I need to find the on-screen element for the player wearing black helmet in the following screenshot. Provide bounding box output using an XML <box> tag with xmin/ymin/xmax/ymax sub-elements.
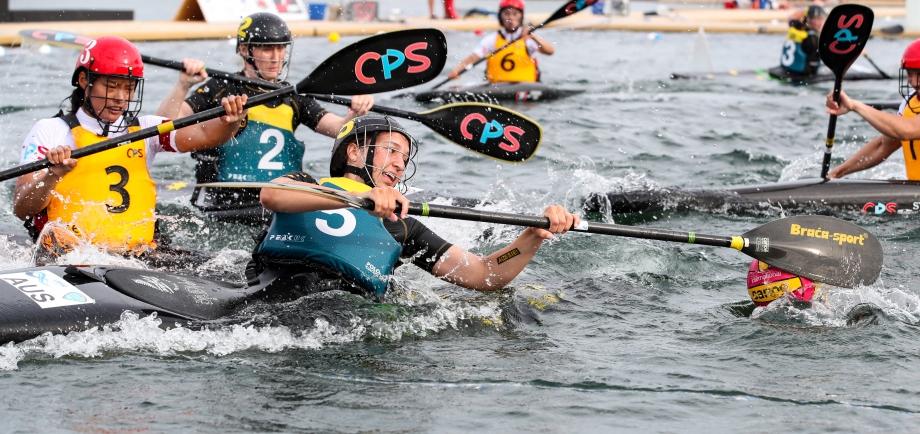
<box><xmin>780</xmin><ymin>5</ymin><xmax>826</xmax><ymax>77</ymax></box>
<box><xmin>156</xmin><ymin>13</ymin><xmax>374</xmax><ymax>211</ymax></box>
<box><xmin>246</xmin><ymin>115</ymin><xmax>580</xmax><ymax>298</ymax></box>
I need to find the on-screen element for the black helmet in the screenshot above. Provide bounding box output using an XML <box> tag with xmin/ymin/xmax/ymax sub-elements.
<box><xmin>805</xmin><ymin>5</ymin><xmax>826</xmax><ymax>23</ymax></box>
<box><xmin>237</xmin><ymin>13</ymin><xmax>293</xmax><ymax>82</ymax></box>
<box><xmin>330</xmin><ymin>115</ymin><xmax>418</xmax><ymax>190</ymax></box>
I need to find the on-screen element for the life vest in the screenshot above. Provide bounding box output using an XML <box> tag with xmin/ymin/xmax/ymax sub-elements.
<box><xmin>901</xmin><ymin>96</ymin><xmax>920</xmax><ymax>180</ymax></box>
<box><xmin>485</xmin><ymin>32</ymin><xmax>538</xmax><ymax>83</ymax></box>
<box><xmin>46</xmin><ymin>114</ymin><xmax>157</xmax><ymax>251</ymax></box>
<box><xmin>217</xmin><ymin>101</ymin><xmax>306</xmax><ymax>182</ymax></box>
<box><xmin>780</xmin><ymin>26</ymin><xmax>812</xmax><ymax>73</ymax></box>
<box><xmin>256</xmin><ymin>177</ymin><xmax>402</xmax><ymax>296</ymax></box>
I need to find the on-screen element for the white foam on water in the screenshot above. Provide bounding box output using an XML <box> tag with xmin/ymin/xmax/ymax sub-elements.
<box><xmin>751</xmin><ymin>281</ymin><xmax>920</xmax><ymax>327</ymax></box>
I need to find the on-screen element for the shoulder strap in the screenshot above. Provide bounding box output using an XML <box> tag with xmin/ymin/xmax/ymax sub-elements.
<box><xmin>57</xmin><ymin>112</ymin><xmax>80</xmax><ymax>129</ymax></box>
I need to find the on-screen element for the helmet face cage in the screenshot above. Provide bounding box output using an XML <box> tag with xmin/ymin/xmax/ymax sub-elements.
<box><xmin>900</xmin><ymin>68</ymin><xmax>920</xmax><ymax>114</ymax></box>
<box><xmin>351</xmin><ymin>126</ymin><xmax>419</xmax><ymax>194</ymax></box>
<box><xmin>83</xmin><ymin>71</ymin><xmax>145</xmax><ymax>134</ymax></box>
<box><xmin>240</xmin><ymin>41</ymin><xmax>293</xmax><ymax>83</ymax></box>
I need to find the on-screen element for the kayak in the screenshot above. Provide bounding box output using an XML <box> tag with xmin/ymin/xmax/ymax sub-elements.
<box><xmin>413</xmin><ymin>82</ymin><xmax>585</xmax><ymax>103</ymax></box>
<box><xmin>582</xmin><ymin>178</ymin><xmax>920</xmax><ymax>217</ymax></box>
<box><xmin>0</xmin><ymin>265</ymin><xmax>258</xmax><ymax>343</ymax></box>
<box><xmin>670</xmin><ymin>65</ymin><xmax>889</xmax><ymax>83</ymax></box>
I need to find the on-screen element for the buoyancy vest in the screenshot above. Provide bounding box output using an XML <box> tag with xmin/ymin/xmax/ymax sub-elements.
<box><xmin>901</xmin><ymin>96</ymin><xmax>920</xmax><ymax>180</ymax></box>
<box><xmin>485</xmin><ymin>33</ymin><xmax>538</xmax><ymax>83</ymax></box>
<box><xmin>217</xmin><ymin>102</ymin><xmax>306</xmax><ymax>182</ymax></box>
<box><xmin>780</xmin><ymin>26</ymin><xmax>819</xmax><ymax>74</ymax></box>
<box><xmin>46</xmin><ymin>114</ymin><xmax>157</xmax><ymax>250</ymax></box>
<box><xmin>256</xmin><ymin>177</ymin><xmax>402</xmax><ymax>296</ymax></box>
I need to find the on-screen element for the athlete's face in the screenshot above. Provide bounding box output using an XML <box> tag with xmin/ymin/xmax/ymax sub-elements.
<box><xmin>807</xmin><ymin>15</ymin><xmax>825</xmax><ymax>32</ymax></box>
<box><xmin>500</xmin><ymin>8</ymin><xmax>523</xmax><ymax>32</ymax></box>
<box><xmin>909</xmin><ymin>69</ymin><xmax>920</xmax><ymax>90</ymax></box>
<box><xmin>81</xmin><ymin>74</ymin><xmax>138</xmax><ymax>123</ymax></box>
<box><xmin>241</xmin><ymin>43</ymin><xmax>288</xmax><ymax>81</ymax></box>
<box><xmin>369</xmin><ymin>132</ymin><xmax>410</xmax><ymax>188</ymax></box>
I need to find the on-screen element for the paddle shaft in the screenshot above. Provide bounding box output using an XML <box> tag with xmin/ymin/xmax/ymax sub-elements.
<box><xmin>379</xmin><ymin>200</ymin><xmax>739</xmax><ymax>249</ymax></box>
<box><xmin>0</xmin><ymin>87</ymin><xmax>295</xmax><ymax>182</ymax></box>
<box><xmin>820</xmin><ymin>77</ymin><xmax>843</xmax><ymax>179</ymax></box>
<box><xmin>862</xmin><ymin>54</ymin><xmax>891</xmax><ymax>79</ymax></box>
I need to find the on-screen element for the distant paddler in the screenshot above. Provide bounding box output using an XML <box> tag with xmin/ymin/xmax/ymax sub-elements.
<box><xmin>247</xmin><ymin>114</ymin><xmax>580</xmax><ymax>298</ymax></box>
<box><xmin>778</xmin><ymin>5</ymin><xmax>826</xmax><ymax>78</ymax></box>
<box><xmin>825</xmin><ymin>40</ymin><xmax>920</xmax><ymax>180</ymax></box>
<box><xmin>13</xmin><ymin>36</ymin><xmax>248</xmax><ymax>261</ymax></box>
<box><xmin>445</xmin><ymin>0</ymin><xmax>554</xmax><ymax>84</ymax></box>
<box><xmin>156</xmin><ymin>13</ymin><xmax>374</xmax><ymax>209</ymax></box>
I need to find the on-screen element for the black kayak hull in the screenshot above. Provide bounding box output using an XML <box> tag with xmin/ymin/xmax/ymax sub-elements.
<box><xmin>0</xmin><ymin>265</ymin><xmax>262</xmax><ymax>344</ymax></box>
<box><xmin>670</xmin><ymin>66</ymin><xmax>889</xmax><ymax>83</ymax></box>
<box><xmin>583</xmin><ymin>178</ymin><xmax>920</xmax><ymax>217</ymax></box>
<box><xmin>414</xmin><ymin>82</ymin><xmax>584</xmax><ymax>103</ymax></box>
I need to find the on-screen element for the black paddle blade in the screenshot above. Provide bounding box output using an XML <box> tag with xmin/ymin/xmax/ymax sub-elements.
<box><xmin>545</xmin><ymin>0</ymin><xmax>602</xmax><ymax>24</ymax></box>
<box><xmin>818</xmin><ymin>4</ymin><xmax>874</xmax><ymax>78</ymax></box>
<box><xmin>295</xmin><ymin>29</ymin><xmax>447</xmax><ymax>95</ymax></box>
<box><xmin>741</xmin><ymin>215</ymin><xmax>882</xmax><ymax>288</ymax></box>
<box><xmin>18</xmin><ymin>29</ymin><xmax>91</xmax><ymax>48</ymax></box>
<box><xmin>419</xmin><ymin>103</ymin><xmax>541</xmax><ymax>162</ymax></box>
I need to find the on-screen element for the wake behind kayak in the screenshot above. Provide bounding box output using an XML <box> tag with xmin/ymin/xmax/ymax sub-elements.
<box><xmin>413</xmin><ymin>82</ymin><xmax>584</xmax><ymax>103</ymax></box>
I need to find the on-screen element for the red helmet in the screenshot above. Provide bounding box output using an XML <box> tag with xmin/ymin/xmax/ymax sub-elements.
<box><xmin>71</xmin><ymin>36</ymin><xmax>144</xmax><ymax>87</ymax></box>
<box><xmin>902</xmin><ymin>39</ymin><xmax>920</xmax><ymax>70</ymax></box>
<box><xmin>499</xmin><ymin>0</ymin><xmax>524</xmax><ymax>11</ymax></box>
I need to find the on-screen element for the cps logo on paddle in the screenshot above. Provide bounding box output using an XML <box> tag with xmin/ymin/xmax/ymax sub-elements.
<box><xmin>829</xmin><ymin>14</ymin><xmax>865</xmax><ymax>55</ymax></box>
<box><xmin>460</xmin><ymin>114</ymin><xmax>524</xmax><ymax>152</ymax></box>
<box><xmin>355</xmin><ymin>42</ymin><xmax>432</xmax><ymax>85</ymax></box>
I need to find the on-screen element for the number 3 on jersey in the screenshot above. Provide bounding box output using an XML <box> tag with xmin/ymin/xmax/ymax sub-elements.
<box><xmin>105</xmin><ymin>165</ymin><xmax>130</xmax><ymax>213</ymax></box>
<box><xmin>780</xmin><ymin>40</ymin><xmax>796</xmax><ymax>67</ymax></box>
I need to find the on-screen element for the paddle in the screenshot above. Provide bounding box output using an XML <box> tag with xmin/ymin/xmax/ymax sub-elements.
<box><xmin>817</xmin><ymin>4</ymin><xmax>874</xmax><ymax>179</ymax></box>
<box><xmin>0</xmin><ymin>29</ymin><xmax>447</xmax><ymax>182</ymax></box>
<box><xmin>862</xmin><ymin>53</ymin><xmax>892</xmax><ymax>80</ymax></box>
<box><xmin>426</xmin><ymin>0</ymin><xmax>599</xmax><ymax>90</ymax></box>
<box><xmin>200</xmin><ymin>181</ymin><xmax>884</xmax><ymax>289</ymax></box>
<box><xmin>18</xmin><ymin>30</ymin><xmax>538</xmax><ymax>162</ymax></box>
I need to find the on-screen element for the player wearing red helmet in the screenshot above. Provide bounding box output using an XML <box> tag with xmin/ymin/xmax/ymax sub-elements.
<box><xmin>446</xmin><ymin>0</ymin><xmax>554</xmax><ymax>83</ymax></box>
<box><xmin>13</xmin><ymin>36</ymin><xmax>249</xmax><ymax>255</ymax></box>
<box><xmin>826</xmin><ymin>39</ymin><xmax>920</xmax><ymax>180</ymax></box>
<box><xmin>156</xmin><ymin>13</ymin><xmax>374</xmax><ymax>214</ymax></box>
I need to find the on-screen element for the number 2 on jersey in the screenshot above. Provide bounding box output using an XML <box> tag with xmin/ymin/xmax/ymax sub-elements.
<box><xmin>258</xmin><ymin>129</ymin><xmax>285</xmax><ymax>171</ymax></box>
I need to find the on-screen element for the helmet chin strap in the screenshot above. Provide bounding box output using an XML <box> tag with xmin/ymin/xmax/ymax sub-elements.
<box><xmin>343</xmin><ymin>132</ymin><xmax>379</xmax><ymax>186</ymax></box>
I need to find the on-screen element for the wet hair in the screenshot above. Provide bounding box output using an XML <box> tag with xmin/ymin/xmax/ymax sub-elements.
<box><xmin>66</xmin><ymin>86</ymin><xmax>85</xmax><ymax>115</ymax></box>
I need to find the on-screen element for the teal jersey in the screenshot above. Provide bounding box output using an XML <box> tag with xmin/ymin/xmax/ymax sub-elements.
<box><xmin>217</xmin><ymin>104</ymin><xmax>306</xmax><ymax>182</ymax></box>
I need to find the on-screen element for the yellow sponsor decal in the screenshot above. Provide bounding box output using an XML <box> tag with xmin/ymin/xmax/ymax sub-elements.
<box><xmin>749</xmin><ymin>278</ymin><xmax>803</xmax><ymax>304</ymax></box>
<box><xmin>166</xmin><ymin>181</ymin><xmax>187</xmax><ymax>191</ymax></box>
<box><xmin>337</xmin><ymin>120</ymin><xmax>354</xmax><ymax>139</ymax></box>
<box><xmin>790</xmin><ymin>223</ymin><xmax>866</xmax><ymax>246</ymax></box>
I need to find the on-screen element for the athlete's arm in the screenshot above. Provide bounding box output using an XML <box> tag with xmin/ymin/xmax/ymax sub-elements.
<box><xmin>312</xmin><ymin>94</ymin><xmax>375</xmax><ymax>138</ymax></box>
<box><xmin>173</xmin><ymin>94</ymin><xmax>248</xmax><ymax>152</ymax></box>
<box><xmin>828</xmin><ymin>90</ymin><xmax>920</xmax><ymax>141</ymax></box>
<box><xmin>447</xmin><ymin>53</ymin><xmax>484</xmax><ymax>80</ymax></box>
<box><xmin>13</xmin><ymin>146</ymin><xmax>76</xmax><ymax>220</ymax></box>
<box><xmin>524</xmin><ymin>28</ymin><xmax>554</xmax><ymax>55</ymax></box>
<box><xmin>260</xmin><ymin>175</ymin><xmax>408</xmax><ymax>221</ymax></box>
<box><xmin>431</xmin><ymin>205</ymin><xmax>579</xmax><ymax>291</ymax></box>
<box><xmin>155</xmin><ymin>58</ymin><xmax>205</xmax><ymax>119</ymax></box>
<box><xmin>827</xmin><ymin>134</ymin><xmax>902</xmax><ymax>178</ymax></box>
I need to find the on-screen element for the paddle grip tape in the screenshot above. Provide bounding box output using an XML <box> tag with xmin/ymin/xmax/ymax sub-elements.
<box><xmin>825</xmin><ymin>137</ymin><xmax>834</xmax><ymax>152</ymax></box>
<box><xmin>157</xmin><ymin>122</ymin><xmax>176</xmax><ymax>134</ymax></box>
<box><xmin>730</xmin><ymin>236</ymin><xmax>745</xmax><ymax>251</ymax></box>
<box><xmin>421</xmin><ymin>203</ymin><xmax>430</xmax><ymax>217</ymax></box>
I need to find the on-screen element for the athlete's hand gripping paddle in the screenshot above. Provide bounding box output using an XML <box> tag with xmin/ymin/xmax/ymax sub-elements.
<box><xmin>0</xmin><ymin>29</ymin><xmax>447</xmax><ymax>182</ymax></box>
<box><xmin>427</xmin><ymin>0</ymin><xmax>599</xmax><ymax>91</ymax></box>
<box><xmin>18</xmin><ymin>29</ymin><xmax>540</xmax><ymax>163</ymax></box>
<box><xmin>201</xmin><ymin>182</ymin><xmax>884</xmax><ymax>289</ymax></box>
<box><xmin>818</xmin><ymin>4</ymin><xmax>874</xmax><ymax>179</ymax></box>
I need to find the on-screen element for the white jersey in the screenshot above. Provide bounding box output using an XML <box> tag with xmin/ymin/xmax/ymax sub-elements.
<box><xmin>473</xmin><ymin>28</ymin><xmax>541</xmax><ymax>58</ymax></box>
<box><xmin>898</xmin><ymin>92</ymin><xmax>915</xmax><ymax>116</ymax></box>
<box><xmin>19</xmin><ymin>108</ymin><xmax>181</xmax><ymax>168</ymax></box>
